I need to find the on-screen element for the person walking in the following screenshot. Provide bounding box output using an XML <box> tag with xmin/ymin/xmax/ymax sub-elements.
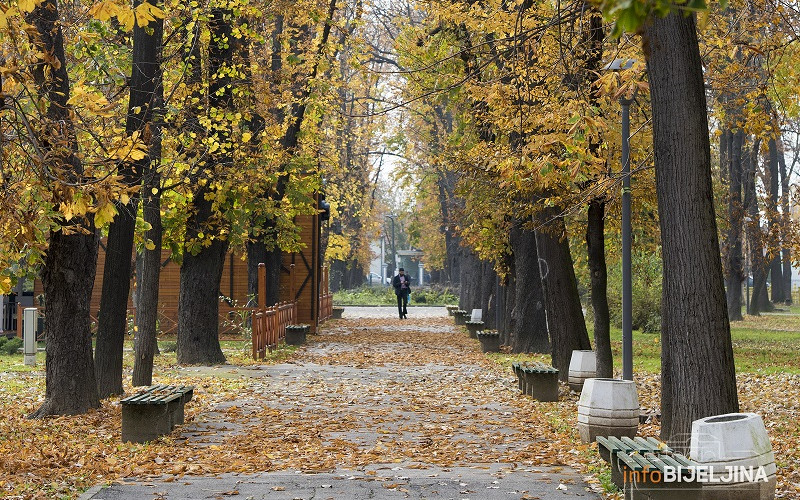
<box><xmin>392</xmin><ymin>268</ymin><xmax>411</xmax><ymax>319</ymax></box>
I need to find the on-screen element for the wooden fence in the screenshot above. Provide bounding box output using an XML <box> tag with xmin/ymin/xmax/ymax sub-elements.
<box><xmin>252</xmin><ymin>263</ymin><xmax>298</xmax><ymax>359</ymax></box>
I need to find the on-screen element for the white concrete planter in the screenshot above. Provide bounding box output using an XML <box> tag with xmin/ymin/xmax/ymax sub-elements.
<box><xmin>577</xmin><ymin>378</ymin><xmax>638</xmax><ymax>443</ymax></box>
<box><xmin>470</xmin><ymin>309</ymin><xmax>482</xmax><ymax>322</ymax></box>
<box><xmin>690</xmin><ymin>413</ymin><xmax>776</xmax><ymax>500</ymax></box>
<box><xmin>568</xmin><ymin>350</ymin><xmax>596</xmax><ymax>392</ymax></box>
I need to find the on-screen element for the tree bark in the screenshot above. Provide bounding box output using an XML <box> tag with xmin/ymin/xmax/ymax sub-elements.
<box><xmin>643</xmin><ymin>11</ymin><xmax>739</xmax><ymax>450</ymax></box>
<box><xmin>96</xmin><ymin>0</ymin><xmax>164</xmax><ymax>397</ymax></box>
<box><xmin>744</xmin><ymin>139</ymin><xmax>767</xmax><ymax>315</ymax></box>
<box><xmin>132</xmin><ymin>167</ymin><xmax>162</xmax><ymax>386</ymax></box>
<box><xmin>509</xmin><ymin>220</ymin><xmax>549</xmax><ymax>353</ymax></box>
<box><xmin>587</xmin><ymin>200</ymin><xmax>612</xmax><ymax>377</ymax></box>
<box><xmin>26</xmin><ymin>0</ymin><xmax>100</xmax><ymax>417</ymax></box>
<box><xmin>778</xmin><ymin>135</ymin><xmax>792</xmax><ymax>304</ymax></box>
<box><xmin>768</xmin><ymin>136</ymin><xmax>784</xmax><ymax>303</ymax></box>
<box><xmin>480</xmin><ymin>261</ymin><xmax>497</xmax><ymax>330</ymax></box>
<box><xmin>131</xmin><ymin>8</ymin><xmax>164</xmax><ymax>385</ymax></box>
<box><xmin>459</xmin><ymin>251</ymin><xmax>483</xmax><ymax>312</ymax></box>
<box><xmin>726</xmin><ymin>130</ymin><xmax>744</xmax><ymax>321</ymax></box>
<box><xmin>94</xmin><ymin>202</ymin><xmax>136</xmax><ymax>397</ymax></box>
<box><xmin>534</xmin><ymin>207</ymin><xmax>591</xmax><ymax>379</ymax></box>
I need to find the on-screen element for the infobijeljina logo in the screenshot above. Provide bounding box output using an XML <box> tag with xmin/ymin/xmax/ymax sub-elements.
<box><xmin>624</xmin><ymin>465</ymin><xmax>770</xmax><ymax>485</ymax></box>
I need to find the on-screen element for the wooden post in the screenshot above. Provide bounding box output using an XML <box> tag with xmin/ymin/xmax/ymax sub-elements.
<box><xmin>290</xmin><ymin>264</ymin><xmax>296</xmax><ymax>323</ymax></box>
<box><xmin>16</xmin><ymin>302</ymin><xmax>23</xmax><ymax>338</ymax></box>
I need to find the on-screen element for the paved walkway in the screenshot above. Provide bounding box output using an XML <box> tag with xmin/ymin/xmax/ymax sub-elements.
<box><xmin>82</xmin><ymin>307</ymin><xmax>601</xmax><ymax>500</ymax></box>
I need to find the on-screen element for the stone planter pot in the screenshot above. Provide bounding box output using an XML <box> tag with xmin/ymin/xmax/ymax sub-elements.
<box><xmin>470</xmin><ymin>309</ymin><xmax>483</xmax><ymax>322</ymax></box>
<box><xmin>477</xmin><ymin>330</ymin><xmax>501</xmax><ymax>352</ymax></box>
<box><xmin>577</xmin><ymin>378</ymin><xmax>639</xmax><ymax>443</ymax></box>
<box><xmin>285</xmin><ymin>324</ymin><xmax>308</xmax><ymax>345</ymax></box>
<box><xmin>331</xmin><ymin>307</ymin><xmax>344</xmax><ymax>319</ymax></box>
<box><xmin>454</xmin><ymin>310</ymin><xmax>468</xmax><ymax>326</ymax></box>
<box><xmin>465</xmin><ymin>321</ymin><xmax>484</xmax><ymax>339</ymax></box>
<box><xmin>568</xmin><ymin>350</ymin><xmax>597</xmax><ymax>392</ymax></box>
<box><xmin>690</xmin><ymin>413</ymin><xmax>776</xmax><ymax>500</ymax></box>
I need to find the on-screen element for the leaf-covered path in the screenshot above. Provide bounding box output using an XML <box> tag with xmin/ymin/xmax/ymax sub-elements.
<box><xmin>83</xmin><ymin>308</ymin><xmax>602</xmax><ymax>499</ymax></box>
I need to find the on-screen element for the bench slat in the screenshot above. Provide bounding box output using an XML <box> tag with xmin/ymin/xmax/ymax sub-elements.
<box><xmin>617</xmin><ymin>452</ymin><xmax>646</xmax><ymax>471</ymax></box>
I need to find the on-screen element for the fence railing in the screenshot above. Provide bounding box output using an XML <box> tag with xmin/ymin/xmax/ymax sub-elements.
<box><xmin>318</xmin><ymin>265</ymin><xmax>333</xmax><ymax>322</ymax></box>
<box><xmin>251</xmin><ymin>263</ymin><xmax>297</xmax><ymax>360</ymax></box>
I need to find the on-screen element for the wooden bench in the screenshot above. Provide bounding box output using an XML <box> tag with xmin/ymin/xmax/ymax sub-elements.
<box><xmin>121</xmin><ymin>385</ymin><xmax>194</xmax><ymax>443</ymax></box>
<box><xmin>616</xmin><ymin>450</ymin><xmax>700</xmax><ymax>500</ymax></box>
<box><xmin>512</xmin><ymin>362</ymin><xmax>559</xmax><ymax>402</ymax></box>
<box><xmin>597</xmin><ymin>436</ymin><xmax>669</xmax><ymax>488</ymax></box>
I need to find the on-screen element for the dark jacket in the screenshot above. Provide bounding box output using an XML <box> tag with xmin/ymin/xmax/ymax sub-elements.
<box><xmin>392</xmin><ymin>274</ymin><xmax>411</xmax><ymax>296</ymax></box>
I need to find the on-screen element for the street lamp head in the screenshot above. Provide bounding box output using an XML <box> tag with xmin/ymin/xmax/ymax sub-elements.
<box><xmin>602</xmin><ymin>58</ymin><xmax>637</xmax><ymax>71</ymax></box>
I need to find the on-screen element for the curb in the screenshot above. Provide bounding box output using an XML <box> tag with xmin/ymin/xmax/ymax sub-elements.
<box><xmin>77</xmin><ymin>484</ymin><xmax>105</xmax><ymax>500</ymax></box>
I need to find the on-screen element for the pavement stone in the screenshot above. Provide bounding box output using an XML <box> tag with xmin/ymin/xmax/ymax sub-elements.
<box><xmin>80</xmin><ymin>311</ymin><xmax>602</xmax><ymax>500</ymax></box>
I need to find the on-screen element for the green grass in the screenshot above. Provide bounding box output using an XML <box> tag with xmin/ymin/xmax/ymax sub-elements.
<box><xmin>489</xmin><ymin>310</ymin><xmax>800</xmax><ymax>375</ymax></box>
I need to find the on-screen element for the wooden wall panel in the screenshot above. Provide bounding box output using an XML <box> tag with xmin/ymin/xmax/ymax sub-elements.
<box><xmin>34</xmin><ymin>210</ymin><xmax>322</xmax><ymax>336</ymax></box>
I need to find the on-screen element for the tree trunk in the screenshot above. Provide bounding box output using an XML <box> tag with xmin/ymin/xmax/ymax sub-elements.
<box><xmin>132</xmin><ymin>168</ymin><xmax>162</xmax><ymax>386</ymax></box>
<box><xmin>778</xmin><ymin>135</ymin><xmax>792</xmax><ymax>304</ymax></box>
<box><xmin>94</xmin><ymin>203</ymin><xmax>136</xmax><ymax>397</ymax></box>
<box><xmin>480</xmin><ymin>261</ymin><xmax>497</xmax><ymax>330</ymax></box>
<box><xmin>719</xmin><ymin>128</ymin><xmax>730</xmax><ymax>184</ymax></box>
<box><xmin>643</xmin><ymin>11</ymin><xmax>739</xmax><ymax>450</ymax></box>
<box><xmin>509</xmin><ymin>220</ymin><xmax>549</xmax><ymax>353</ymax></box>
<box><xmin>247</xmin><ymin>238</ymin><xmax>268</xmax><ymax>304</ymax></box>
<box><xmin>744</xmin><ymin>139</ymin><xmax>767</xmax><ymax>315</ymax></box>
<box><xmin>26</xmin><ymin>0</ymin><xmax>100</xmax><ymax>417</ymax></box>
<box><xmin>587</xmin><ymin>200</ymin><xmax>612</xmax><ymax>377</ymax></box>
<box><xmin>534</xmin><ymin>207</ymin><xmax>591</xmax><ymax>379</ymax></box>
<box><xmin>502</xmin><ymin>263</ymin><xmax>516</xmax><ymax>347</ymax></box>
<box><xmin>768</xmin><ymin>136</ymin><xmax>784</xmax><ymax>303</ymax></box>
<box><xmin>459</xmin><ymin>251</ymin><xmax>483</xmax><ymax>312</ymax></box>
<box><xmin>726</xmin><ymin>130</ymin><xmax>744</xmax><ymax>321</ymax></box>
<box><xmin>96</xmin><ymin>0</ymin><xmax>163</xmax><ymax>397</ymax></box>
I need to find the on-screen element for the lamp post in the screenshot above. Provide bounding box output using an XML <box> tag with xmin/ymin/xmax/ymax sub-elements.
<box><xmin>604</xmin><ymin>58</ymin><xmax>636</xmax><ymax>381</ymax></box>
<box><xmin>385</xmin><ymin>214</ymin><xmax>397</xmax><ymax>279</ymax></box>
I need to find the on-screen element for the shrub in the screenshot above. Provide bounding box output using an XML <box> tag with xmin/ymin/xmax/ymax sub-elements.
<box><xmin>333</xmin><ymin>285</ymin><xmax>458</xmax><ymax>306</ymax></box>
<box><xmin>0</xmin><ymin>336</ymin><xmax>6</xmax><ymax>348</ymax></box>
<box><xmin>1</xmin><ymin>338</ymin><xmax>23</xmax><ymax>356</ymax></box>
<box><xmin>607</xmin><ymin>251</ymin><xmax>662</xmax><ymax>333</ymax></box>
<box><xmin>161</xmin><ymin>341</ymin><xmax>177</xmax><ymax>353</ymax></box>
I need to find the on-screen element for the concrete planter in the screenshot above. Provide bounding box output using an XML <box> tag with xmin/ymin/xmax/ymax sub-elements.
<box><xmin>470</xmin><ymin>309</ymin><xmax>483</xmax><ymax>322</ymax></box>
<box><xmin>285</xmin><ymin>324</ymin><xmax>308</xmax><ymax>346</ymax></box>
<box><xmin>577</xmin><ymin>378</ymin><xmax>639</xmax><ymax>443</ymax></box>
<box><xmin>465</xmin><ymin>321</ymin><xmax>484</xmax><ymax>339</ymax></box>
<box><xmin>477</xmin><ymin>330</ymin><xmax>501</xmax><ymax>352</ymax></box>
<box><xmin>690</xmin><ymin>413</ymin><xmax>776</xmax><ymax>500</ymax></box>
<box><xmin>568</xmin><ymin>349</ymin><xmax>597</xmax><ymax>392</ymax></box>
<box><xmin>331</xmin><ymin>307</ymin><xmax>344</xmax><ymax>319</ymax></box>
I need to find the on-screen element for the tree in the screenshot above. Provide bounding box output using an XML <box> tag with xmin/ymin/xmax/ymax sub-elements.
<box><xmin>176</xmin><ymin>8</ymin><xmax>234</xmax><ymax>365</ymax></box>
<box><xmin>535</xmin><ymin>207</ymin><xmax>592</xmax><ymax>378</ymax></box>
<box><xmin>131</xmin><ymin>0</ymin><xmax>165</xmax><ymax>387</ymax></box>
<box><xmin>643</xmin><ymin>10</ymin><xmax>739</xmax><ymax>448</ymax></box>
<box><xmin>26</xmin><ymin>0</ymin><xmax>100</xmax><ymax>417</ymax></box>
<box><xmin>95</xmin><ymin>0</ymin><xmax>165</xmax><ymax>396</ymax></box>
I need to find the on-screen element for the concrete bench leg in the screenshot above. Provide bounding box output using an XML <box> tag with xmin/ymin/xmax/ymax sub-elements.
<box><xmin>122</xmin><ymin>404</ymin><xmax>174</xmax><ymax>443</ymax></box>
<box><xmin>528</xmin><ymin>372</ymin><xmax>559</xmax><ymax>402</ymax></box>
